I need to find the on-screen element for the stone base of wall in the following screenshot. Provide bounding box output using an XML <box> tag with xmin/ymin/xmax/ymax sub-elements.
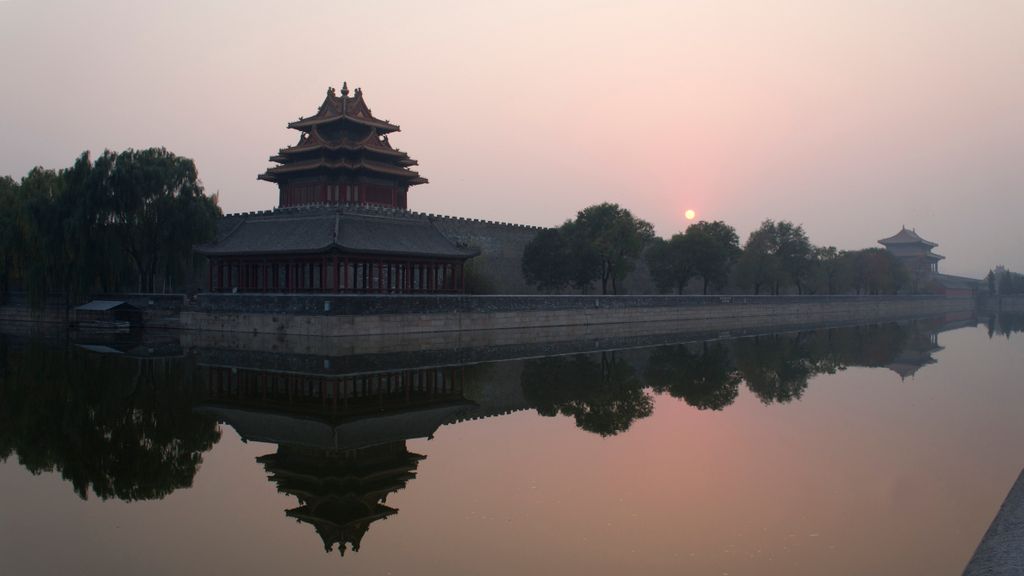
<box><xmin>181</xmin><ymin>294</ymin><xmax>974</xmax><ymax>337</ymax></box>
<box><xmin>0</xmin><ymin>293</ymin><xmax>185</xmax><ymax>329</ymax></box>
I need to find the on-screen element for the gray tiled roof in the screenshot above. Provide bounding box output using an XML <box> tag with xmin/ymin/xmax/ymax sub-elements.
<box><xmin>195</xmin><ymin>208</ymin><xmax>479</xmax><ymax>259</ymax></box>
<box><xmin>878</xmin><ymin>227</ymin><xmax>938</xmax><ymax>247</ymax></box>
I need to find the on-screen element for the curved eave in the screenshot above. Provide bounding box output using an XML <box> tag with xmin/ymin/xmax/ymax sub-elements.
<box><xmin>262</xmin><ymin>160</ymin><xmax>426</xmax><ymax>181</ymax></box>
<box><xmin>196</xmin><ymin>243</ymin><xmax>478</xmax><ymax>260</ymax></box>
<box><xmin>288</xmin><ymin>115</ymin><xmax>400</xmax><ymax>133</ymax></box>
<box><xmin>879</xmin><ymin>239</ymin><xmax>939</xmax><ymax>248</ymax></box>
<box><xmin>275</xmin><ymin>142</ymin><xmax>410</xmax><ymax>159</ymax></box>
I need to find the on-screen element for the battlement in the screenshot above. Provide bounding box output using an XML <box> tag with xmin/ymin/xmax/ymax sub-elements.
<box><xmin>221</xmin><ymin>202</ymin><xmax>546</xmax><ymax>231</ymax></box>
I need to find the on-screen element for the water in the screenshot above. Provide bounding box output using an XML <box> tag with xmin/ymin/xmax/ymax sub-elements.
<box><xmin>1</xmin><ymin>312</ymin><xmax>1022</xmax><ymax>575</ymax></box>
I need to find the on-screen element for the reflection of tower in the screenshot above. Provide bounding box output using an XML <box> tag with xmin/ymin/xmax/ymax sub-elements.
<box><xmin>885</xmin><ymin>324</ymin><xmax>942</xmax><ymax>380</ymax></box>
<box><xmin>196</xmin><ymin>365</ymin><xmax>474</xmax><ymax>555</ymax></box>
<box><xmin>258</xmin><ymin>442</ymin><xmax>424</xmax><ymax>556</ymax></box>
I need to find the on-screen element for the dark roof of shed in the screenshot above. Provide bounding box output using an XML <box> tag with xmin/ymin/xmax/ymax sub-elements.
<box><xmin>195</xmin><ymin>209</ymin><xmax>479</xmax><ymax>259</ymax></box>
<box><xmin>75</xmin><ymin>300</ymin><xmax>137</xmax><ymax>312</ymax></box>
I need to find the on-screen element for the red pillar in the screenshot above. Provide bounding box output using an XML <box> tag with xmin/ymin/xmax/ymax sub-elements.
<box><xmin>343</xmin><ymin>257</ymin><xmax>349</xmax><ymax>292</ymax></box>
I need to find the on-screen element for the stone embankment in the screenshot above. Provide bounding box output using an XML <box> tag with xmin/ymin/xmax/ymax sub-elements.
<box><xmin>1</xmin><ymin>292</ymin><xmax>976</xmax><ymax>338</ymax></box>
<box><xmin>179</xmin><ymin>293</ymin><xmax>973</xmax><ymax>337</ymax></box>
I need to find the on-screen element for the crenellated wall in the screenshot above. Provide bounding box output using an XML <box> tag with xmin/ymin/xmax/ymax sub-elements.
<box><xmin>208</xmin><ymin>203</ymin><xmax>658</xmax><ymax>295</ymax></box>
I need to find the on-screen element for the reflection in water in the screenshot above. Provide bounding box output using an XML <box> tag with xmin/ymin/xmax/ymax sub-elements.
<box><xmin>0</xmin><ymin>340</ymin><xmax>219</xmax><ymax>501</ymax></box>
<box><xmin>985</xmin><ymin>311</ymin><xmax>1024</xmax><ymax>338</ymax></box>
<box><xmin>258</xmin><ymin>443</ymin><xmax>424</xmax><ymax>556</ymax></box>
<box><xmin>646</xmin><ymin>341</ymin><xmax>740</xmax><ymax>411</ymax></box>
<box><xmin>0</xmin><ymin>313</ymin><xmax>988</xmax><ymax>561</ymax></box>
<box><xmin>521</xmin><ymin>352</ymin><xmax>652</xmax><ymax>437</ymax></box>
<box><xmin>196</xmin><ymin>366</ymin><xmax>469</xmax><ymax>556</ymax></box>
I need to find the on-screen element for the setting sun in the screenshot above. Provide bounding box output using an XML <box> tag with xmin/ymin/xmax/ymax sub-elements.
<box><xmin>684</xmin><ymin>209</ymin><xmax>696</xmax><ymax>220</ymax></box>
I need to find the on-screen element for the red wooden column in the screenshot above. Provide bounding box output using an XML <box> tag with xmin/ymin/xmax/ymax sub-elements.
<box><xmin>207</xmin><ymin>260</ymin><xmax>213</xmax><ymax>292</ymax></box>
<box><xmin>320</xmin><ymin>257</ymin><xmax>326</xmax><ymax>292</ymax></box>
<box><xmin>334</xmin><ymin>256</ymin><xmax>340</xmax><ymax>293</ymax></box>
<box><xmin>343</xmin><ymin>257</ymin><xmax>349</xmax><ymax>292</ymax></box>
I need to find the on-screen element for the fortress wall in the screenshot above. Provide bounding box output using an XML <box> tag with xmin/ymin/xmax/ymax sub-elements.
<box><xmin>429</xmin><ymin>213</ymin><xmax>657</xmax><ymax>294</ymax></box>
<box><xmin>429</xmin><ymin>215</ymin><xmax>541</xmax><ymax>294</ymax></box>
<box><xmin>209</xmin><ymin>205</ymin><xmax>658</xmax><ymax>295</ymax></box>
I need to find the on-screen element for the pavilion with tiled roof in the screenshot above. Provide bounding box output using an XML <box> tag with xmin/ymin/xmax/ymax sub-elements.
<box><xmin>878</xmin><ymin>226</ymin><xmax>945</xmax><ymax>276</ymax></box>
<box><xmin>196</xmin><ymin>83</ymin><xmax>478</xmax><ymax>293</ymax></box>
<box><xmin>261</xmin><ymin>82</ymin><xmax>426</xmax><ymax>209</ymax></box>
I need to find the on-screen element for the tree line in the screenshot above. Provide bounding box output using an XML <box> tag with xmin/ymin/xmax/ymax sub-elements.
<box><xmin>987</xmin><ymin>268</ymin><xmax>1024</xmax><ymax>295</ymax></box>
<box><xmin>523</xmin><ymin>203</ymin><xmax>912</xmax><ymax>295</ymax></box>
<box><xmin>0</xmin><ymin>148</ymin><xmax>221</xmax><ymax>306</ymax></box>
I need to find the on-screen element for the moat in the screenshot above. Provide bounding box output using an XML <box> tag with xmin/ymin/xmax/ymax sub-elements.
<box><xmin>1</xmin><ymin>311</ymin><xmax>1022</xmax><ymax>575</ymax></box>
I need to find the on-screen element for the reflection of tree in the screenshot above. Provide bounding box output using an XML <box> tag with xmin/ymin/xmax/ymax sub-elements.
<box><xmin>731</xmin><ymin>325</ymin><xmax>910</xmax><ymax>404</ymax></box>
<box><xmin>645</xmin><ymin>342</ymin><xmax>740</xmax><ymax>410</ymax></box>
<box><xmin>733</xmin><ymin>334</ymin><xmax>816</xmax><ymax>404</ymax></box>
<box><xmin>521</xmin><ymin>352</ymin><xmax>653</xmax><ymax>436</ymax></box>
<box><xmin>987</xmin><ymin>312</ymin><xmax>1024</xmax><ymax>339</ymax></box>
<box><xmin>0</xmin><ymin>340</ymin><xmax>219</xmax><ymax>501</ymax></box>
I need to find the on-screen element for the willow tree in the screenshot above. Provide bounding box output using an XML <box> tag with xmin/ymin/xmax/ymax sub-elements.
<box><xmin>102</xmin><ymin>148</ymin><xmax>220</xmax><ymax>292</ymax></box>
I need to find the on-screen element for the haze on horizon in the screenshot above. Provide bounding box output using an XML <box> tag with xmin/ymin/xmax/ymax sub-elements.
<box><xmin>1</xmin><ymin>0</ymin><xmax>1021</xmax><ymax>278</ymax></box>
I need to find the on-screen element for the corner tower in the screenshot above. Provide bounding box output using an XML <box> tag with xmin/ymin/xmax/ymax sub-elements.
<box><xmin>878</xmin><ymin>226</ymin><xmax>944</xmax><ymax>276</ymax></box>
<box><xmin>259</xmin><ymin>82</ymin><xmax>427</xmax><ymax>209</ymax></box>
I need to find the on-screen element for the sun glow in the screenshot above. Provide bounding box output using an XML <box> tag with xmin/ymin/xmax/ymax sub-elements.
<box><xmin>684</xmin><ymin>209</ymin><xmax>696</xmax><ymax>221</ymax></box>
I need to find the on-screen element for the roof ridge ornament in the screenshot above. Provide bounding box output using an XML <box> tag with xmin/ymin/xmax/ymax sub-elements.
<box><xmin>327</xmin><ymin>86</ymin><xmax>336</xmax><ymax>97</ymax></box>
<box><xmin>340</xmin><ymin>82</ymin><xmax>349</xmax><ymax>97</ymax></box>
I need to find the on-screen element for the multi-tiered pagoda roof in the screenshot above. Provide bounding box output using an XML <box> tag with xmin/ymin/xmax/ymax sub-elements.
<box><xmin>196</xmin><ymin>84</ymin><xmax>476</xmax><ymax>294</ymax></box>
<box><xmin>260</xmin><ymin>83</ymin><xmax>426</xmax><ymax>209</ymax></box>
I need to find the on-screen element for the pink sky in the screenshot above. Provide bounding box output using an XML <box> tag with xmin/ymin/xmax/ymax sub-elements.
<box><xmin>1</xmin><ymin>0</ymin><xmax>1021</xmax><ymax>276</ymax></box>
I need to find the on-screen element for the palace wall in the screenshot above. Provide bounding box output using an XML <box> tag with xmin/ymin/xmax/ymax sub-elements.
<box><xmin>195</xmin><ymin>206</ymin><xmax>657</xmax><ymax>295</ymax></box>
<box><xmin>428</xmin><ymin>211</ymin><xmax>656</xmax><ymax>295</ymax></box>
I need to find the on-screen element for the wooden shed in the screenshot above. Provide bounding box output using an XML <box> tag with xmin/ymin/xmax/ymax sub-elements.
<box><xmin>73</xmin><ymin>300</ymin><xmax>142</xmax><ymax>330</ymax></box>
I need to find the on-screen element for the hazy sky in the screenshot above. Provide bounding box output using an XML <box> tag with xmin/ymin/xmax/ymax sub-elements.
<box><xmin>1</xmin><ymin>0</ymin><xmax>1021</xmax><ymax>276</ymax></box>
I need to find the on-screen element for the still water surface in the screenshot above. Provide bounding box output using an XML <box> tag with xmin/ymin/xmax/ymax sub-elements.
<box><xmin>2</xmin><ymin>313</ymin><xmax>1023</xmax><ymax>575</ymax></box>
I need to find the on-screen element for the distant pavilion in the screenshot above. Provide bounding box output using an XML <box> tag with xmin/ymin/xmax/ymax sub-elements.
<box><xmin>878</xmin><ymin>226</ymin><xmax>944</xmax><ymax>277</ymax></box>
<box><xmin>878</xmin><ymin>227</ymin><xmax>981</xmax><ymax>296</ymax></box>
<box><xmin>196</xmin><ymin>83</ymin><xmax>477</xmax><ymax>293</ymax></box>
